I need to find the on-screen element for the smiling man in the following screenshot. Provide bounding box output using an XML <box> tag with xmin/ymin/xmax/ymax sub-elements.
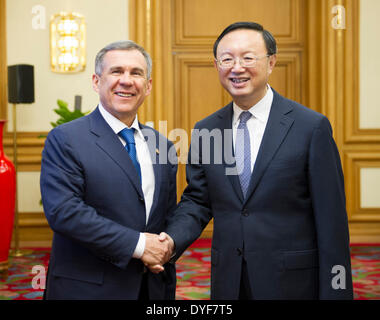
<box><xmin>40</xmin><ymin>41</ymin><xmax>177</xmax><ymax>300</ymax></box>
<box><xmin>164</xmin><ymin>22</ymin><xmax>353</xmax><ymax>300</ymax></box>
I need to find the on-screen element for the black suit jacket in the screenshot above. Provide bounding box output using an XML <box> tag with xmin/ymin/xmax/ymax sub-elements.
<box><xmin>166</xmin><ymin>89</ymin><xmax>353</xmax><ymax>299</ymax></box>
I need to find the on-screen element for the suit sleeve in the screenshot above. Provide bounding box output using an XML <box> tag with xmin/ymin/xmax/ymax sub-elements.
<box><xmin>308</xmin><ymin>116</ymin><xmax>353</xmax><ymax>299</ymax></box>
<box><xmin>165</xmin><ymin>125</ymin><xmax>213</xmax><ymax>259</ymax></box>
<box><xmin>40</xmin><ymin>127</ymin><xmax>140</xmax><ymax>270</ymax></box>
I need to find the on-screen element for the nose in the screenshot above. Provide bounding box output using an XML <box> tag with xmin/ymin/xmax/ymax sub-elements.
<box><xmin>231</xmin><ymin>58</ymin><xmax>245</xmax><ymax>72</ymax></box>
<box><xmin>119</xmin><ymin>72</ymin><xmax>133</xmax><ymax>86</ymax></box>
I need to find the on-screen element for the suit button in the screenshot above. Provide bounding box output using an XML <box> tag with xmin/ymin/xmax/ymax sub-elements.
<box><xmin>237</xmin><ymin>248</ymin><xmax>243</xmax><ymax>256</ymax></box>
<box><xmin>242</xmin><ymin>209</ymin><xmax>249</xmax><ymax>217</ymax></box>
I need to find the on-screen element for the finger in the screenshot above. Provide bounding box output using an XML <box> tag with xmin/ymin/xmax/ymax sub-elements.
<box><xmin>158</xmin><ymin>232</ymin><xmax>167</xmax><ymax>241</ymax></box>
<box><xmin>148</xmin><ymin>264</ymin><xmax>164</xmax><ymax>274</ymax></box>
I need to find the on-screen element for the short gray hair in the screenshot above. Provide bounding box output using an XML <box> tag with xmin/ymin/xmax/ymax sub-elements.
<box><xmin>95</xmin><ymin>40</ymin><xmax>152</xmax><ymax>78</ymax></box>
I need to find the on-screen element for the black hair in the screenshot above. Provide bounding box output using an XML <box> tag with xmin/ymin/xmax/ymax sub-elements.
<box><xmin>213</xmin><ymin>21</ymin><xmax>277</xmax><ymax>58</ymax></box>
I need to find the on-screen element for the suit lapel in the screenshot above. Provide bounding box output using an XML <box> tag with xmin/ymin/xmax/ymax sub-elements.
<box><xmin>89</xmin><ymin>107</ymin><xmax>144</xmax><ymax>198</ymax></box>
<box><xmin>244</xmin><ymin>91</ymin><xmax>294</xmax><ymax>204</ymax></box>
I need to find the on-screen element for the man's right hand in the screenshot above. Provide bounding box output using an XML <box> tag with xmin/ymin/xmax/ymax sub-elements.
<box><xmin>141</xmin><ymin>233</ymin><xmax>172</xmax><ymax>273</ymax></box>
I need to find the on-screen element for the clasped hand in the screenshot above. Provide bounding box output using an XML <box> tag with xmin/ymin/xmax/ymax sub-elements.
<box><xmin>141</xmin><ymin>232</ymin><xmax>174</xmax><ymax>274</ymax></box>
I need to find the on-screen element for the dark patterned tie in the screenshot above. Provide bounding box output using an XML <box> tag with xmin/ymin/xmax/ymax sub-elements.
<box><xmin>235</xmin><ymin>111</ymin><xmax>252</xmax><ymax>197</ymax></box>
<box><xmin>119</xmin><ymin>128</ymin><xmax>141</xmax><ymax>182</ymax></box>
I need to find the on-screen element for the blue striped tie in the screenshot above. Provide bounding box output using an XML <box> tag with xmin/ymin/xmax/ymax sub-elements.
<box><xmin>119</xmin><ymin>128</ymin><xmax>141</xmax><ymax>182</ymax></box>
<box><xmin>235</xmin><ymin>111</ymin><xmax>252</xmax><ymax>197</ymax></box>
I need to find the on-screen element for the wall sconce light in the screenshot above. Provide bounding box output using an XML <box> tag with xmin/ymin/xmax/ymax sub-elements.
<box><xmin>50</xmin><ymin>12</ymin><xmax>86</xmax><ymax>73</ymax></box>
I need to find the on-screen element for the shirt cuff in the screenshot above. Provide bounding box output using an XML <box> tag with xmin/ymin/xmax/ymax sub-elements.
<box><xmin>132</xmin><ymin>233</ymin><xmax>146</xmax><ymax>259</ymax></box>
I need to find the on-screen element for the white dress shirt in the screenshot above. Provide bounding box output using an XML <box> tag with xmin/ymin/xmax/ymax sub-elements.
<box><xmin>99</xmin><ymin>103</ymin><xmax>155</xmax><ymax>259</ymax></box>
<box><xmin>232</xmin><ymin>85</ymin><xmax>273</xmax><ymax>172</ymax></box>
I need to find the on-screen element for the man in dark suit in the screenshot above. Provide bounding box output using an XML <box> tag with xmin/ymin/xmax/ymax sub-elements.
<box><xmin>40</xmin><ymin>40</ymin><xmax>177</xmax><ymax>299</ymax></box>
<box><xmin>164</xmin><ymin>22</ymin><xmax>353</xmax><ymax>299</ymax></box>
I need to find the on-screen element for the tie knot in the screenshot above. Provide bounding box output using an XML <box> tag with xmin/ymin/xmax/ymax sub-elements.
<box><xmin>239</xmin><ymin>111</ymin><xmax>252</xmax><ymax>124</ymax></box>
<box><xmin>119</xmin><ymin>127</ymin><xmax>136</xmax><ymax>145</ymax></box>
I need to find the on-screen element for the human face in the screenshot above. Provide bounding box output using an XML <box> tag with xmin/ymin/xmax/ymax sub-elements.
<box><xmin>214</xmin><ymin>29</ymin><xmax>276</xmax><ymax>109</ymax></box>
<box><xmin>92</xmin><ymin>49</ymin><xmax>152</xmax><ymax>126</ymax></box>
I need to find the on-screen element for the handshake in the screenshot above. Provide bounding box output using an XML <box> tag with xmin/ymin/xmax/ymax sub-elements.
<box><xmin>141</xmin><ymin>232</ymin><xmax>175</xmax><ymax>274</ymax></box>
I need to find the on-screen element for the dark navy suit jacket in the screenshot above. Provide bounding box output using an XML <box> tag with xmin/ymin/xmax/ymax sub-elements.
<box><xmin>40</xmin><ymin>107</ymin><xmax>177</xmax><ymax>299</ymax></box>
<box><xmin>166</xmin><ymin>89</ymin><xmax>353</xmax><ymax>299</ymax></box>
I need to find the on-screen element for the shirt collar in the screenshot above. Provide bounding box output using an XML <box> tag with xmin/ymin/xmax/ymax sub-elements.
<box><xmin>232</xmin><ymin>84</ymin><xmax>273</xmax><ymax>126</ymax></box>
<box><xmin>98</xmin><ymin>102</ymin><xmax>145</xmax><ymax>140</ymax></box>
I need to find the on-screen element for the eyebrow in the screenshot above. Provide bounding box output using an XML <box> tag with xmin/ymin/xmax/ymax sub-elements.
<box><xmin>220</xmin><ymin>50</ymin><xmax>259</xmax><ymax>56</ymax></box>
<box><xmin>108</xmin><ymin>66</ymin><xmax>123</xmax><ymax>72</ymax></box>
<box><xmin>108</xmin><ymin>66</ymin><xmax>145</xmax><ymax>74</ymax></box>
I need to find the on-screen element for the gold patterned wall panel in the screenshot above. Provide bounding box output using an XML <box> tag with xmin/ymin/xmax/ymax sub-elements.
<box><xmin>344</xmin><ymin>151</ymin><xmax>380</xmax><ymax>222</ymax></box>
<box><xmin>131</xmin><ymin>0</ymin><xmax>307</xmax><ymax>237</ymax></box>
<box><xmin>173</xmin><ymin>54</ymin><xmax>225</xmax><ymax>132</ymax></box>
<box><xmin>3</xmin><ymin>133</ymin><xmax>44</xmax><ymax>171</ymax></box>
<box><xmin>269</xmin><ymin>51</ymin><xmax>302</xmax><ymax>102</ymax></box>
<box><xmin>173</xmin><ymin>0</ymin><xmax>303</xmax><ymax>48</ymax></box>
<box><xmin>173</xmin><ymin>53</ymin><xmax>225</xmax><ymax>195</ymax></box>
<box><xmin>133</xmin><ymin>0</ymin><xmax>378</xmax><ymax>242</ymax></box>
<box><xmin>343</xmin><ymin>0</ymin><xmax>380</xmax><ymax>143</ymax></box>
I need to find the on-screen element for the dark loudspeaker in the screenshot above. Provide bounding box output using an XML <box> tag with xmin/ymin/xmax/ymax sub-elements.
<box><xmin>8</xmin><ymin>64</ymin><xmax>35</xmax><ymax>104</ymax></box>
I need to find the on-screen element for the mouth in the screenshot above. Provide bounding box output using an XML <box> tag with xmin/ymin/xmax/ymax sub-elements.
<box><xmin>114</xmin><ymin>91</ymin><xmax>135</xmax><ymax>98</ymax></box>
<box><xmin>230</xmin><ymin>77</ymin><xmax>249</xmax><ymax>84</ymax></box>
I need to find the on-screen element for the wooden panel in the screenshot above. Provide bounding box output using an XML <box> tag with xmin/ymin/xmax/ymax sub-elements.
<box><xmin>130</xmin><ymin>0</ymin><xmax>176</xmax><ymax>133</ymax></box>
<box><xmin>3</xmin><ymin>132</ymin><xmax>46</xmax><ymax>171</ymax></box>
<box><xmin>12</xmin><ymin>212</ymin><xmax>53</xmax><ymax>243</ymax></box>
<box><xmin>270</xmin><ymin>51</ymin><xmax>302</xmax><ymax>102</ymax></box>
<box><xmin>131</xmin><ymin>0</ymin><xmax>375</xmax><ymax>243</ymax></box>
<box><xmin>174</xmin><ymin>53</ymin><xmax>224</xmax><ymax>132</ymax></box>
<box><xmin>174</xmin><ymin>0</ymin><xmax>302</xmax><ymax>47</ymax></box>
<box><xmin>343</xmin><ymin>0</ymin><xmax>380</xmax><ymax>143</ymax></box>
<box><xmin>344</xmin><ymin>151</ymin><xmax>380</xmax><ymax>221</ymax></box>
<box><xmin>173</xmin><ymin>53</ymin><xmax>225</xmax><ymax>194</ymax></box>
<box><xmin>349</xmin><ymin>222</ymin><xmax>380</xmax><ymax>243</ymax></box>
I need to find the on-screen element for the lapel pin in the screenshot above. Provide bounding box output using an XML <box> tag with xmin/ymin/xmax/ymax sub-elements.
<box><xmin>156</xmin><ymin>148</ymin><xmax>160</xmax><ymax>154</ymax></box>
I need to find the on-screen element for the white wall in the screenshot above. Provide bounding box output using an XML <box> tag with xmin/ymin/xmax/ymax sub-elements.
<box><xmin>7</xmin><ymin>0</ymin><xmax>129</xmax><ymax>132</ymax></box>
<box><xmin>359</xmin><ymin>0</ymin><xmax>380</xmax><ymax>208</ymax></box>
<box><xmin>360</xmin><ymin>0</ymin><xmax>380</xmax><ymax>129</ymax></box>
<box><xmin>6</xmin><ymin>0</ymin><xmax>128</xmax><ymax>212</ymax></box>
<box><xmin>361</xmin><ymin>168</ymin><xmax>380</xmax><ymax>208</ymax></box>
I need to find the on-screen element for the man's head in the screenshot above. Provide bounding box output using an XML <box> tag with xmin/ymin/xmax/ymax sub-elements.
<box><xmin>213</xmin><ymin>22</ymin><xmax>277</xmax><ymax>109</ymax></box>
<box><xmin>95</xmin><ymin>40</ymin><xmax>152</xmax><ymax>78</ymax></box>
<box><xmin>92</xmin><ymin>40</ymin><xmax>152</xmax><ymax>126</ymax></box>
<box><xmin>213</xmin><ymin>22</ymin><xmax>277</xmax><ymax>59</ymax></box>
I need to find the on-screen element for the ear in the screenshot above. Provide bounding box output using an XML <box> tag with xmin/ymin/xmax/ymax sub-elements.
<box><xmin>213</xmin><ymin>59</ymin><xmax>218</xmax><ymax>70</ymax></box>
<box><xmin>145</xmin><ymin>78</ymin><xmax>153</xmax><ymax>96</ymax></box>
<box><xmin>267</xmin><ymin>54</ymin><xmax>277</xmax><ymax>75</ymax></box>
<box><xmin>92</xmin><ymin>74</ymin><xmax>100</xmax><ymax>93</ymax></box>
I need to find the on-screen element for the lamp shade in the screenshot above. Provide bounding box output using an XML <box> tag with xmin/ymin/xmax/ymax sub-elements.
<box><xmin>8</xmin><ymin>64</ymin><xmax>35</xmax><ymax>104</ymax></box>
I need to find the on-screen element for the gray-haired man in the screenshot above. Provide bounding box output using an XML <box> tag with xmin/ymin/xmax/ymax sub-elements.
<box><xmin>40</xmin><ymin>41</ymin><xmax>177</xmax><ymax>299</ymax></box>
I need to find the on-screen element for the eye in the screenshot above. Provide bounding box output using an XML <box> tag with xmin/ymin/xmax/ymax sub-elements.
<box><xmin>221</xmin><ymin>57</ymin><xmax>233</xmax><ymax>63</ymax></box>
<box><xmin>243</xmin><ymin>56</ymin><xmax>255</xmax><ymax>62</ymax></box>
<box><xmin>131</xmin><ymin>69</ymin><xmax>145</xmax><ymax>77</ymax></box>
